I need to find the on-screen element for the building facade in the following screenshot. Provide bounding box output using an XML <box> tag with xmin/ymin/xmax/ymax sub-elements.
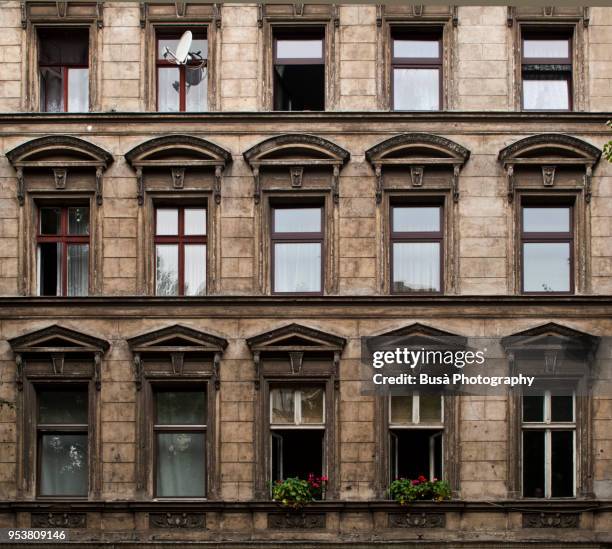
<box><xmin>0</xmin><ymin>1</ymin><xmax>611</xmax><ymax>546</ymax></box>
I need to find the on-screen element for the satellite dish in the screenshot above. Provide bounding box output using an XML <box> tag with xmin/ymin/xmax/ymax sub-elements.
<box><xmin>164</xmin><ymin>30</ymin><xmax>192</xmax><ymax>65</ymax></box>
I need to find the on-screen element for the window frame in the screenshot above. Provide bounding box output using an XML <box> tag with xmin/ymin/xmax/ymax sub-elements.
<box><xmin>269</xmin><ymin>386</ymin><xmax>326</xmax><ymax>429</ymax></box>
<box><xmin>520</xmin><ymin>202</ymin><xmax>574</xmax><ymax>295</ymax></box>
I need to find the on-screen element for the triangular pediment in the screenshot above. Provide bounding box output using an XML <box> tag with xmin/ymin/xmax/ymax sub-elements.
<box><xmin>246</xmin><ymin>323</ymin><xmax>346</xmax><ymax>353</ymax></box>
<box><xmin>127</xmin><ymin>324</ymin><xmax>228</xmax><ymax>354</ymax></box>
<box><xmin>501</xmin><ymin>323</ymin><xmax>599</xmax><ymax>355</ymax></box>
<box><xmin>9</xmin><ymin>324</ymin><xmax>110</xmax><ymax>354</ymax></box>
<box><xmin>368</xmin><ymin>323</ymin><xmax>467</xmax><ymax>351</ymax></box>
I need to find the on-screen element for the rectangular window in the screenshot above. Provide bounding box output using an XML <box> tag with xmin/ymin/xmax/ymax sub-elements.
<box><xmin>155</xmin><ymin>207</ymin><xmax>207</xmax><ymax>296</ymax></box>
<box><xmin>37</xmin><ymin>388</ymin><xmax>88</xmax><ymax>496</ymax></box>
<box><xmin>270</xmin><ymin>387</ymin><xmax>325</xmax><ymax>484</ymax></box>
<box><xmin>37</xmin><ymin>206</ymin><xmax>89</xmax><ymax>296</ymax></box>
<box><xmin>389</xmin><ymin>393</ymin><xmax>443</xmax><ymax>481</ymax></box>
<box><xmin>521</xmin><ymin>29</ymin><xmax>572</xmax><ymax>111</ymax></box>
<box><xmin>271</xmin><ymin>206</ymin><xmax>323</xmax><ymax>294</ymax></box>
<box><xmin>154</xmin><ymin>389</ymin><xmax>207</xmax><ymax>497</ymax></box>
<box><xmin>392</xmin><ymin>28</ymin><xmax>442</xmax><ymax>111</ymax></box>
<box><xmin>521</xmin><ymin>205</ymin><xmax>572</xmax><ymax>293</ymax></box>
<box><xmin>273</xmin><ymin>29</ymin><xmax>325</xmax><ymax>111</ymax></box>
<box><xmin>522</xmin><ymin>390</ymin><xmax>575</xmax><ymax>498</ymax></box>
<box><xmin>391</xmin><ymin>205</ymin><xmax>442</xmax><ymax>293</ymax></box>
<box><xmin>157</xmin><ymin>29</ymin><xmax>208</xmax><ymax>112</ymax></box>
<box><xmin>38</xmin><ymin>28</ymin><xmax>89</xmax><ymax>112</ymax></box>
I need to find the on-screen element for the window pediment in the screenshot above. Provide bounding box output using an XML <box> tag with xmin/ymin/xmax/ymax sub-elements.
<box><xmin>501</xmin><ymin>322</ymin><xmax>599</xmax><ymax>357</ymax></box>
<box><xmin>127</xmin><ymin>323</ymin><xmax>228</xmax><ymax>354</ymax></box>
<box><xmin>9</xmin><ymin>324</ymin><xmax>110</xmax><ymax>355</ymax></box>
<box><xmin>246</xmin><ymin>323</ymin><xmax>346</xmax><ymax>354</ymax></box>
<box><xmin>368</xmin><ymin>322</ymin><xmax>467</xmax><ymax>351</ymax></box>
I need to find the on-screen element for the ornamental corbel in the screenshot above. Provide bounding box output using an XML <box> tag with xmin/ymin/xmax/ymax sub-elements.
<box><xmin>213</xmin><ymin>3</ymin><xmax>222</xmax><ymax>28</ymax></box>
<box><xmin>133</xmin><ymin>353</ymin><xmax>143</xmax><ymax>390</ymax></box>
<box><xmin>375</xmin><ymin>164</ymin><xmax>383</xmax><ymax>204</ymax></box>
<box><xmin>15</xmin><ymin>354</ymin><xmax>23</xmax><ymax>391</ymax></box>
<box><xmin>213</xmin><ymin>352</ymin><xmax>221</xmax><ymax>390</ymax></box>
<box><xmin>584</xmin><ymin>165</ymin><xmax>593</xmax><ymax>203</ymax></box>
<box><xmin>94</xmin><ymin>352</ymin><xmax>101</xmax><ymax>391</ymax></box>
<box><xmin>506</xmin><ymin>164</ymin><xmax>515</xmax><ymax>203</ymax></box>
<box><xmin>171</xmin><ymin>167</ymin><xmax>185</xmax><ymax>189</ymax></box>
<box><xmin>214</xmin><ymin>165</ymin><xmax>222</xmax><ymax>204</ymax></box>
<box><xmin>53</xmin><ymin>168</ymin><xmax>67</xmax><ymax>189</ymax></box>
<box><xmin>51</xmin><ymin>353</ymin><xmax>64</xmax><ymax>375</ymax></box>
<box><xmin>170</xmin><ymin>352</ymin><xmax>184</xmax><ymax>375</ymax></box>
<box><xmin>410</xmin><ymin>165</ymin><xmax>424</xmax><ymax>188</ymax></box>
<box><xmin>452</xmin><ymin>165</ymin><xmax>460</xmax><ymax>203</ymax></box>
<box><xmin>16</xmin><ymin>167</ymin><xmax>24</xmax><ymax>206</ymax></box>
<box><xmin>290</xmin><ymin>166</ymin><xmax>304</xmax><ymax>188</ymax></box>
<box><xmin>253</xmin><ymin>351</ymin><xmax>261</xmax><ymax>390</ymax></box>
<box><xmin>375</xmin><ymin>4</ymin><xmax>383</xmax><ymax>27</ymax></box>
<box><xmin>136</xmin><ymin>167</ymin><xmax>144</xmax><ymax>206</ymax></box>
<box><xmin>253</xmin><ymin>166</ymin><xmax>261</xmax><ymax>204</ymax></box>
<box><xmin>95</xmin><ymin>166</ymin><xmax>103</xmax><ymax>205</ymax></box>
<box><xmin>175</xmin><ymin>0</ymin><xmax>187</xmax><ymax>17</ymax></box>
<box><xmin>542</xmin><ymin>165</ymin><xmax>556</xmax><ymax>187</ymax></box>
<box><xmin>332</xmin><ymin>165</ymin><xmax>340</xmax><ymax>205</ymax></box>
<box><xmin>288</xmin><ymin>352</ymin><xmax>303</xmax><ymax>375</ymax></box>
<box><xmin>333</xmin><ymin>351</ymin><xmax>340</xmax><ymax>390</ymax></box>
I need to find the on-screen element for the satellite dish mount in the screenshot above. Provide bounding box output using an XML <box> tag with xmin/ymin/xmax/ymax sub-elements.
<box><xmin>163</xmin><ymin>30</ymin><xmax>204</xmax><ymax>65</ymax></box>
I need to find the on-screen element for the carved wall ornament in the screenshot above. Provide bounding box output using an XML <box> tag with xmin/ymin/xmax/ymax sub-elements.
<box><xmin>289</xmin><ymin>351</ymin><xmax>304</xmax><ymax>374</ymax></box>
<box><xmin>253</xmin><ymin>166</ymin><xmax>261</xmax><ymax>204</ymax></box>
<box><xmin>388</xmin><ymin>512</ymin><xmax>446</xmax><ymax>528</ymax></box>
<box><xmin>522</xmin><ymin>512</ymin><xmax>579</xmax><ymax>528</ymax></box>
<box><xmin>290</xmin><ymin>166</ymin><xmax>304</xmax><ymax>188</ymax></box>
<box><xmin>584</xmin><ymin>165</ymin><xmax>593</xmax><ymax>203</ymax></box>
<box><xmin>15</xmin><ymin>354</ymin><xmax>23</xmax><ymax>391</ymax></box>
<box><xmin>170</xmin><ymin>352</ymin><xmax>184</xmax><ymax>375</ymax></box>
<box><xmin>133</xmin><ymin>353</ymin><xmax>143</xmax><ymax>391</ymax></box>
<box><xmin>150</xmin><ymin>512</ymin><xmax>206</xmax><ymax>529</ymax></box>
<box><xmin>95</xmin><ymin>166</ymin><xmax>103</xmax><ymax>205</ymax></box>
<box><xmin>53</xmin><ymin>168</ymin><xmax>67</xmax><ymax>189</ymax></box>
<box><xmin>413</xmin><ymin>4</ymin><xmax>423</xmax><ymax>16</ymax></box>
<box><xmin>332</xmin><ymin>165</ymin><xmax>340</xmax><ymax>204</ymax></box>
<box><xmin>32</xmin><ymin>512</ymin><xmax>86</xmax><ymax>528</ymax></box>
<box><xmin>56</xmin><ymin>1</ymin><xmax>68</xmax><ymax>17</ymax></box>
<box><xmin>506</xmin><ymin>165</ymin><xmax>515</xmax><ymax>203</ymax></box>
<box><xmin>16</xmin><ymin>167</ymin><xmax>24</xmax><ymax>206</ymax></box>
<box><xmin>136</xmin><ymin>167</ymin><xmax>144</xmax><ymax>206</ymax></box>
<box><xmin>293</xmin><ymin>3</ymin><xmax>304</xmax><ymax>16</ymax></box>
<box><xmin>452</xmin><ymin>165</ymin><xmax>460</xmax><ymax>202</ymax></box>
<box><xmin>214</xmin><ymin>165</ymin><xmax>222</xmax><ymax>204</ymax></box>
<box><xmin>51</xmin><ymin>353</ymin><xmax>64</xmax><ymax>375</ymax></box>
<box><xmin>268</xmin><ymin>512</ymin><xmax>326</xmax><ymax>529</ymax></box>
<box><xmin>171</xmin><ymin>167</ymin><xmax>185</xmax><ymax>189</ymax></box>
<box><xmin>542</xmin><ymin>166</ymin><xmax>556</xmax><ymax>187</ymax></box>
<box><xmin>375</xmin><ymin>164</ymin><xmax>383</xmax><ymax>204</ymax></box>
<box><xmin>175</xmin><ymin>0</ymin><xmax>187</xmax><ymax>17</ymax></box>
<box><xmin>94</xmin><ymin>352</ymin><xmax>102</xmax><ymax>391</ymax></box>
<box><xmin>410</xmin><ymin>166</ymin><xmax>424</xmax><ymax>187</ymax></box>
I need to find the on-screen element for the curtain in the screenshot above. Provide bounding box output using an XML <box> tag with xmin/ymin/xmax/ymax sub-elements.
<box><xmin>156</xmin><ymin>245</ymin><xmax>179</xmax><ymax>295</ymax></box>
<box><xmin>300</xmin><ymin>388</ymin><xmax>324</xmax><ymax>424</ymax></box>
<box><xmin>184</xmin><ymin>244</ymin><xmax>206</xmax><ymax>296</ymax></box>
<box><xmin>271</xmin><ymin>388</ymin><xmax>294</xmax><ymax>424</ymax></box>
<box><xmin>393</xmin><ymin>68</ymin><xmax>439</xmax><ymax>111</ymax></box>
<box><xmin>523</xmin><ymin>79</ymin><xmax>568</xmax><ymax>110</ymax></box>
<box><xmin>393</xmin><ymin>242</ymin><xmax>440</xmax><ymax>292</ymax></box>
<box><xmin>67</xmin><ymin>244</ymin><xmax>89</xmax><ymax>296</ymax></box>
<box><xmin>274</xmin><ymin>243</ymin><xmax>321</xmax><ymax>293</ymax></box>
<box><xmin>156</xmin><ymin>433</ymin><xmax>206</xmax><ymax>497</ymax></box>
<box><xmin>40</xmin><ymin>434</ymin><xmax>88</xmax><ymax>496</ymax></box>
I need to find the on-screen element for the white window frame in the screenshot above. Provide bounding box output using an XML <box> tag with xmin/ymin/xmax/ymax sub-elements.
<box><xmin>269</xmin><ymin>387</ymin><xmax>325</xmax><ymax>429</ymax></box>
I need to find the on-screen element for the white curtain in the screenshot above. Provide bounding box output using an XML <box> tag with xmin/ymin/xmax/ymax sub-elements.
<box><xmin>274</xmin><ymin>243</ymin><xmax>321</xmax><ymax>293</ymax></box>
<box><xmin>67</xmin><ymin>244</ymin><xmax>89</xmax><ymax>296</ymax></box>
<box><xmin>523</xmin><ymin>79</ymin><xmax>568</xmax><ymax>110</ymax></box>
<box><xmin>156</xmin><ymin>433</ymin><xmax>206</xmax><ymax>497</ymax></box>
<box><xmin>184</xmin><ymin>244</ymin><xmax>206</xmax><ymax>296</ymax></box>
<box><xmin>393</xmin><ymin>242</ymin><xmax>440</xmax><ymax>292</ymax></box>
<box><xmin>40</xmin><ymin>434</ymin><xmax>88</xmax><ymax>496</ymax></box>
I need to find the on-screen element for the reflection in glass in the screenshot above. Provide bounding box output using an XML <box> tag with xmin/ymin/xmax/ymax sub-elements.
<box><xmin>551</xmin><ymin>430</ymin><xmax>574</xmax><ymax>497</ymax></box>
<box><xmin>156</xmin><ymin>209</ymin><xmax>179</xmax><ymax>235</ymax></box>
<box><xmin>156</xmin><ymin>245</ymin><xmax>179</xmax><ymax>295</ymax></box>
<box><xmin>301</xmin><ymin>388</ymin><xmax>324</xmax><ymax>424</ymax></box>
<box><xmin>184</xmin><ymin>244</ymin><xmax>206</xmax><ymax>296</ymax></box>
<box><xmin>185</xmin><ymin>65</ymin><xmax>207</xmax><ymax>111</ymax></box>
<box><xmin>67</xmin><ymin>68</ymin><xmax>89</xmax><ymax>112</ymax></box>
<box><xmin>274</xmin><ymin>208</ymin><xmax>321</xmax><ymax>233</ymax></box>
<box><xmin>271</xmin><ymin>388</ymin><xmax>294</xmax><ymax>424</ymax></box>
<box><xmin>393</xmin><ymin>39</ymin><xmax>439</xmax><ymax>58</ymax></box>
<box><xmin>523</xmin><ymin>395</ymin><xmax>544</xmax><ymax>422</ymax></box>
<box><xmin>551</xmin><ymin>395</ymin><xmax>573</xmax><ymax>422</ymax></box>
<box><xmin>67</xmin><ymin>244</ymin><xmax>89</xmax><ymax>296</ymax></box>
<box><xmin>40</xmin><ymin>67</ymin><xmax>63</xmax><ymax>112</ymax></box>
<box><xmin>523</xmin><ymin>79</ymin><xmax>569</xmax><ymax>110</ymax></box>
<box><xmin>158</xmin><ymin>67</ymin><xmax>180</xmax><ymax>112</ymax></box>
<box><xmin>523</xmin><ymin>208</ymin><xmax>569</xmax><ymax>233</ymax></box>
<box><xmin>393</xmin><ymin>207</ymin><xmax>440</xmax><ymax>233</ymax></box>
<box><xmin>69</xmin><ymin>207</ymin><xmax>90</xmax><ymax>235</ymax></box>
<box><xmin>39</xmin><ymin>391</ymin><xmax>88</xmax><ymax>424</ymax></box>
<box><xmin>40</xmin><ymin>208</ymin><xmax>61</xmax><ymax>235</ymax></box>
<box><xmin>394</xmin><ymin>68</ymin><xmax>439</xmax><ymax>110</ymax></box>
<box><xmin>276</xmin><ymin>40</ymin><xmax>323</xmax><ymax>59</ymax></box>
<box><xmin>390</xmin><ymin>395</ymin><xmax>413</xmax><ymax>424</ymax></box>
<box><xmin>523</xmin><ymin>39</ymin><xmax>569</xmax><ymax>59</ymax></box>
<box><xmin>156</xmin><ymin>433</ymin><xmax>206</xmax><ymax>497</ymax></box>
<box><xmin>40</xmin><ymin>434</ymin><xmax>88</xmax><ymax>496</ymax></box>
<box><xmin>156</xmin><ymin>391</ymin><xmax>206</xmax><ymax>425</ymax></box>
<box><xmin>274</xmin><ymin>242</ymin><xmax>321</xmax><ymax>293</ymax></box>
<box><xmin>523</xmin><ymin>242</ymin><xmax>570</xmax><ymax>292</ymax></box>
<box><xmin>420</xmin><ymin>394</ymin><xmax>442</xmax><ymax>423</ymax></box>
<box><xmin>184</xmin><ymin>209</ymin><xmax>206</xmax><ymax>235</ymax></box>
<box><xmin>158</xmin><ymin>37</ymin><xmax>208</xmax><ymax>59</ymax></box>
<box><xmin>393</xmin><ymin>242</ymin><xmax>440</xmax><ymax>292</ymax></box>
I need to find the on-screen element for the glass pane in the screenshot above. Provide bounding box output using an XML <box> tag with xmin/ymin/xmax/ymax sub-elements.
<box><xmin>420</xmin><ymin>394</ymin><xmax>442</xmax><ymax>423</ymax></box>
<box><xmin>551</xmin><ymin>394</ymin><xmax>574</xmax><ymax>422</ymax></box>
<box><xmin>158</xmin><ymin>36</ymin><xmax>208</xmax><ymax>60</ymax></box>
<box><xmin>39</xmin><ymin>390</ymin><xmax>88</xmax><ymax>424</ymax></box>
<box><xmin>67</xmin><ymin>244</ymin><xmax>89</xmax><ymax>296</ymax></box>
<box><xmin>524</xmin><ymin>39</ymin><xmax>569</xmax><ymax>59</ymax></box>
<box><xmin>551</xmin><ymin>430</ymin><xmax>574</xmax><ymax>497</ymax></box>
<box><xmin>393</xmin><ymin>242</ymin><xmax>440</xmax><ymax>292</ymax></box>
<box><xmin>523</xmin><ymin>430</ymin><xmax>545</xmax><ymax>497</ymax></box>
<box><xmin>186</xmin><ymin>65</ymin><xmax>207</xmax><ymax>111</ymax></box>
<box><xmin>40</xmin><ymin>208</ymin><xmax>61</xmax><ymax>235</ymax></box>
<box><xmin>523</xmin><ymin>242</ymin><xmax>570</xmax><ymax>292</ymax></box>
<box><xmin>156</xmin><ymin>391</ymin><xmax>206</xmax><ymax>425</ymax></box>
<box><xmin>276</xmin><ymin>39</ymin><xmax>323</xmax><ymax>59</ymax></box>
<box><xmin>184</xmin><ymin>244</ymin><xmax>206</xmax><ymax>296</ymax></box>
<box><xmin>301</xmin><ymin>388</ymin><xmax>324</xmax><ymax>424</ymax></box>
<box><xmin>271</xmin><ymin>388</ymin><xmax>295</xmax><ymax>424</ymax></box>
<box><xmin>523</xmin><ymin>395</ymin><xmax>544</xmax><ymax>422</ymax></box>
<box><xmin>184</xmin><ymin>208</ymin><xmax>206</xmax><ymax>235</ymax></box>
<box><xmin>156</xmin><ymin>245</ymin><xmax>179</xmax><ymax>296</ymax></box>
<box><xmin>523</xmin><ymin>207</ymin><xmax>570</xmax><ymax>233</ymax></box>
<box><xmin>523</xmin><ymin>79</ymin><xmax>569</xmax><ymax>110</ymax></box>
<box><xmin>40</xmin><ymin>434</ymin><xmax>88</xmax><ymax>496</ymax></box>
<box><xmin>393</xmin><ymin>207</ymin><xmax>440</xmax><ymax>233</ymax></box>
<box><xmin>390</xmin><ymin>395</ymin><xmax>413</xmax><ymax>423</ymax></box>
<box><xmin>38</xmin><ymin>243</ymin><xmax>61</xmax><ymax>296</ymax></box>
<box><xmin>274</xmin><ymin>242</ymin><xmax>321</xmax><ymax>293</ymax></box>
<box><xmin>274</xmin><ymin>208</ymin><xmax>321</xmax><ymax>233</ymax></box>
<box><xmin>156</xmin><ymin>209</ymin><xmax>178</xmax><ymax>235</ymax></box>
<box><xmin>156</xmin><ymin>432</ymin><xmax>205</xmax><ymax>497</ymax></box>
<box><xmin>158</xmin><ymin>67</ymin><xmax>180</xmax><ymax>112</ymax></box>
<box><xmin>68</xmin><ymin>207</ymin><xmax>89</xmax><ymax>235</ymax></box>
<box><xmin>394</xmin><ymin>68</ymin><xmax>439</xmax><ymax>110</ymax></box>
<box><xmin>393</xmin><ymin>39</ymin><xmax>440</xmax><ymax>58</ymax></box>
<box><xmin>67</xmin><ymin>68</ymin><xmax>89</xmax><ymax>112</ymax></box>
<box><xmin>39</xmin><ymin>29</ymin><xmax>89</xmax><ymax>65</ymax></box>
<box><xmin>40</xmin><ymin>67</ymin><xmax>63</xmax><ymax>112</ymax></box>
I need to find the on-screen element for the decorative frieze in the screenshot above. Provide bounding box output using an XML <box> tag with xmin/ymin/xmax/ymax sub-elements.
<box><xmin>268</xmin><ymin>512</ymin><xmax>326</xmax><ymax>529</ymax></box>
<box><xmin>150</xmin><ymin>512</ymin><xmax>206</xmax><ymax>529</ymax></box>
<box><xmin>31</xmin><ymin>513</ymin><xmax>86</xmax><ymax>528</ymax></box>
<box><xmin>522</xmin><ymin>512</ymin><xmax>580</xmax><ymax>528</ymax></box>
<box><xmin>388</xmin><ymin>512</ymin><xmax>446</xmax><ymax>528</ymax></box>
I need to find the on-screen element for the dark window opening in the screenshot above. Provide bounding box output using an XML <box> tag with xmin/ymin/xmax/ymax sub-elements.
<box><xmin>271</xmin><ymin>429</ymin><xmax>324</xmax><ymax>482</ymax></box>
<box><xmin>273</xmin><ymin>30</ymin><xmax>325</xmax><ymax>111</ymax></box>
<box><xmin>390</xmin><ymin>429</ymin><xmax>442</xmax><ymax>481</ymax></box>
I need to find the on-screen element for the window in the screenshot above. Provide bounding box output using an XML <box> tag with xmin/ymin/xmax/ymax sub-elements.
<box><xmin>271</xmin><ymin>206</ymin><xmax>323</xmax><ymax>294</ymax></box>
<box><xmin>155</xmin><ymin>207</ymin><xmax>207</xmax><ymax>296</ymax></box>
<box><xmin>270</xmin><ymin>387</ymin><xmax>325</xmax><ymax>485</ymax></box>
<box><xmin>273</xmin><ymin>29</ymin><xmax>325</xmax><ymax>111</ymax></box>
<box><xmin>37</xmin><ymin>206</ymin><xmax>89</xmax><ymax>296</ymax></box>
<box><xmin>154</xmin><ymin>389</ymin><xmax>207</xmax><ymax>497</ymax></box>
<box><xmin>392</xmin><ymin>28</ymin><xmax>442</xmax><ymax>111</ymax></box>
<box><xmin>37</xmin><ymin>388</ymin><xmax>88</xmax><ymax>496</ymax></box>
<box><xmin>157</xmin><ymin>29</ymin><xmax>208</xmax><ymax>112</ymax></box>
<box><xmin>522</xmin><ymin>390</ymin><xmax>575</xmax><ymax>498</ymax></box>
<box><xmin>389</xmin><ymin>393</ymin><xmax>443</xmax><ymax>481</ymax></box>
<box><xmin>391</xmin><ymin>205</ymin><xmax>442</xmax><ymax>293</ymax></box>
<box><xmin>521</xmin><ymin>205</ymin><xmax>572</xmax><ymax>293</ymax></box>
<box><xmin>38</xmin><ymin>28</ymin><xmax>89</xmax><ymax>112</ymax></box>
<box><xmin>521</xmin><ymin>30</ymin><xmax>572</xmax><ymax>111</ymax></box>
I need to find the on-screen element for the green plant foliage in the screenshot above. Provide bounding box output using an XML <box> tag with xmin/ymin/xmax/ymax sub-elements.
<box><xmin>605</xmin><ymin>121</ymin><xmax>612</xmax><ymax>163</ymax></box>
<box><xmin>271</xmin><ymin>474</ymin><xmax>328</xmax><ymax>509</ymax></box>
<box><xmin>389</xmin><ymin>476</ymin><xmax>451</xmax><ymax>506</ymax></box>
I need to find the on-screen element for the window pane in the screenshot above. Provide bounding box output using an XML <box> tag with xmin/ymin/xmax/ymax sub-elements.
<box><xmin>523</xmin><ymin>79</ymin><xmax>569</xmax><ymax>110</ymax></box>
<box><xmin>67</xmin><ymin>68</ymin><xmax>89</xmax><ymax>112</ymax></box>
<box><xmin>40</xmin><ymin>208</ymin><xmax>61</xmax><ymax>235</ymax></box>
<box><xmin>420</xmin><ymin>394</ymin><xmax>442</xmax><ymax>423</ymax></box>
<box><xmin>523</xmin><ymin>207</ymin><xmax>570</xmax><ymax>233</ymax></box>
<box><xmin>523</xmin><ymin>242</ymin><xmax>570</xmax><ymax>292</ymax></box>
<box><xmin>67</xmin><ymin>244</ymin><xmax>89</xmax><ymax>296</ymax></box>
<box><xmin>156</xmin><ymin>245</ymin><xmax>179</xmax><ymax>296</ymax></box>
<box><xmin>393</xmin><ymin>242</ymin><xmax>440</xmax><ymax>292</ymax></box>
<box><xmin>39</xmin><ymin>390</ymin><xmax>88</xmax><ymax>424</ymax></box>
<box><xmin>40</xmin><ymin>67</ymin><xmax>63</xmax><ymax>112</ymax></box>
<box><xmin>523</xmin><ymin>395</ymin><xmax>544</xmax><ymax>422</ymax></box>
<box><xmin>185</xmin><ymin>65</ymin><xmax>207</xmax><ymax>111</ymax></box>
<box><xmin>274</xmin><ymin>208</ymin><xmax>321</xmax><ymax>233</ymax></box>
<box><xmin>271</xmin><ymin>388</ymin><xmax>295</xmax><ymax>424</ymax></box>
<box><xmin>276</xmin><ymin>39</ymin><xmax>323</xmax><ymax>60</ymax></box>
<box><xmin>524</xmin><ymin>39</ymin><xmax>569</xmax><ymax>59</ymax></box>
<box><xmin>38</xmin><ymin>243</ymin><xmax>61</xmax><ymax>296</ymax></box>
<box><xmin>184</xmin><ymin>208</ymin><xmax>206</xmax><ymax>235</ymax></box>
<box><xmin>551</xmin><ymin>430</ymin><xmax>574</xmax><ymax>497</ymax></box>
<box><xmin>394</xmin><ymin>68</ymin><xmax>439</xmax><ymax>110</ymax></box>
<box><xmin>551</xmin><ymin>394</ymin><xmax>574</xmax><ymax>422</ymax></box>
<box><xmin>156</xmin><ymin>391</ymin><xmax>206</xmax><ymax>425</ymax></box>
<box><xmin>156</xmin><ymin>209</ymin><xmax>178</xmax><ymax>235</ymax></box>
<box><xmin>523</xmin><ymin>430</ymin><xmax>545</xmax><ymax>497</ymax></box>
<box><xmin>274</xmin><ymin>242</ymin><xmax>321</xmax><ymax>293</ymax></box>
<box><xmin>158</xmin><ymin>67</ymin><xmax>180</xmax><ymax>112</ymax></box>
<box><xmin>156</xmin><ymin>432</ymin><xmax>205</xmax><ymax>497</ymax></box>
<box><xmin>393</xmin><ymin>39</ymin><xmax>440</xmax><ymax>58</ymax></box>
<box><xmin>39</xmin><ymin>29</ymin><xmax>89</xmax><ymax>65</ymax></box>
<box><xmin>390</xmin><ymin>395</ymin><xmax>413</xmax><ymax>423</ymax></box>
<box><xmin>40</xmin><ymin>434</ymin><xmax>88</xmax><ymax>496</ymax></box>
<box><xmin>184</xmin><ymin>244</ymin><xmax>206</xmax><ymax>296</ymax></box>
<box><xmin>393</xmin><ymin>207</ymin><xmax>440</xmax><ymax>233</ymax></box>
<box><xmin>68</xmin><ymin>207</ymin><xmax>89</xmax><ymax>235</ymax></box>
<box><xmin>301</xmin><ymin>388</ymin><xmax>324</xmax><ymax>424</ymax></box>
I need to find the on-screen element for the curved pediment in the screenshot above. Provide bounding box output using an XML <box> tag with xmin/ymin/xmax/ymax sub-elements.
<box><xmin>498</xmin><ymin>134</ymin><xmax>601</xmax><ymax>166</ymax></box>
<box><xmin>127</xmin><ymin>324</ymin><xmax>228</xmax><ymax>354</ymax></box>
<box><xmin>368</xmin><ymin>323</ymin><xmax>467</xmax><ymax>351</ymax></box>
<box><xmin>243</xmin><ymin>134</ymin><xmax>350</xmax><ymax>167</ymax></box>
<box><xmin>125</xmin><ymin>134</ymin><xmax>231</xmax><ymax>168</ymax></box>
<box><xmin>9</xmin><ymin>324</ymin><xmax>110</xmax><ymax>354</ymax></box>
<box><xmin>246</xmin><ymin>323</ymin><xmax>346</xmax><ymax>354</ymax></box>
<box><xmin>6</xmin><ymin>135</ymin><xmax>113</xmax><ymax>168</ymax></box>
<box><xmin>501</xmin><ymin>322</ymin><xmax>599</xmax><ymax>356</ymax></box>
